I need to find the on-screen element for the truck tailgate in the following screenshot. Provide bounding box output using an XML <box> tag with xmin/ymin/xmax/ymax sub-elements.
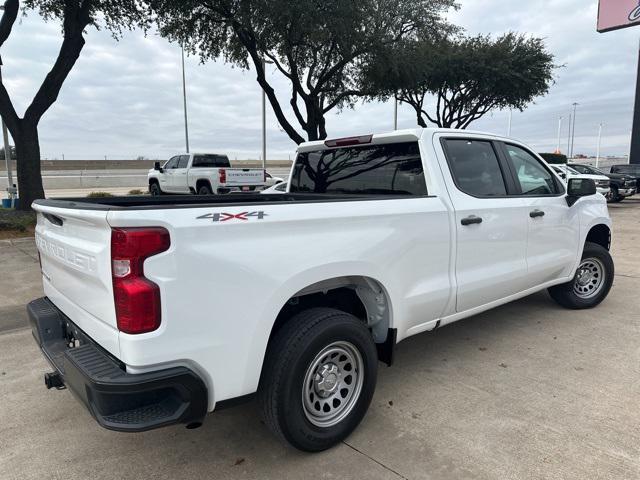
<box><xmin>224</xmin><ymin>168</ymin><xmax>264</xmax><ymax>186</ymax></box>
<box><xmin>32</xmin><ymin>203</ymin><xmax>119</xmax><ymax>355</ymax></box>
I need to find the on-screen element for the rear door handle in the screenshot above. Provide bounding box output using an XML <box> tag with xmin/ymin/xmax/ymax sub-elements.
<box><xmin>461</xmin><ymin>215</ymin><xmax>483</xmax><ymax>226</ymax></box>
<box><xmin>530</xmin><ymin>210</ymin><xmax>545</xmax><ymax>218</ymax></box>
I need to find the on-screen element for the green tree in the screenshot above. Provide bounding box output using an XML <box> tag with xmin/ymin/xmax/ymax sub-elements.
<box><xmin>364</xmin><ymin>33</ymin><xmax>555</xmax><ymax>129</ymax></box>
<box><xmin>0</xmin><ymin>0</ymin><xmax>148</xmax><ymax>210</ymax></box>
<box><xmin>149</xmin><ymin>0</ymin><xmax>456</xmax><ymax>144</ymax></box>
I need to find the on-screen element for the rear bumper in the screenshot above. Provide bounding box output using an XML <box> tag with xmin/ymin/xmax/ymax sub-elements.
<box><xmin>217</xmin><ymin>185</ymin><xmax>261</xmax><ymax>194</ymax></box>
<box><xmin>619</xmin><ymin>187</ymin><xmax>637</xmax><ymax>197</ymax></box>
<box><xmin>28</xmin><ymin>297</ymin><xmax>208</xmax><ymax>432</ymax></box>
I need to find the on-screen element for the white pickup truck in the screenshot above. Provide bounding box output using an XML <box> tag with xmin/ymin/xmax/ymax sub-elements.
<box><xmin>29</xmin><ymin>129</ymin><xmax>614</xmax><ymax>452</ymax></box>
<box><xmin>148</xmin><ymin>153</ymin><xmax>265</xmax><ymax>195</ymax></box>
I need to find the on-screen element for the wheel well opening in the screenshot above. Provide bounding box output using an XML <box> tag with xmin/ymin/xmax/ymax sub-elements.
<box><xmin>196</xmin><ymin>179</ymin><xmax>212</xmax><ymax>191</ymax></box>
<box><xmin>268</xmin><ymin>277</ymin><xmax>391</xmax><ymax>349</ymax></box>
<box><xmin>149</xmin><ymin>178</ymin><xmax>159</xmax><ymax>185</ymax></box>
<box><xmin>586</xmin><ymin>224</ymin><xmax>611</xmax><ymax>250</ymax></box>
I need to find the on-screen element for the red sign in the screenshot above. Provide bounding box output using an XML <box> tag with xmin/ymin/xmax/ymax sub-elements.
<box><xmin>598</xmin><ymin>0</ymin><xmax>640</xmax><ymax>32</ymax></box>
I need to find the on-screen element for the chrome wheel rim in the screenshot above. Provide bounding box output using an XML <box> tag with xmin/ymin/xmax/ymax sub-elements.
<box><xmin>573</xmin><ymin>257</ymin><xmax>605</xmax><ymax>299</ymax></box>
<box><xmin>302</xmin><ymin>341</ymin><xmax>364</xmax><ymax>428</ymax></box>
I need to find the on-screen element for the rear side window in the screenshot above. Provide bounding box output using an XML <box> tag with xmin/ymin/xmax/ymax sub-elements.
<box><xmin>504</xmin><ymin>144</ymin><xmax>560</xmax><ymax>195</ymax></box>
<box><xmin>442</xmin><ymin>139</ymin><xmax>507</xmax><ymax>197</ymax></box>
<box><xmin>192</xmin><ymin>155</ymin><xmax>231</xmax><ymax>168</ymax></box>
<box><xmin>290</xmin><ymin>142</ymin><xmax>427</xmax><ymax>195</ymax></box>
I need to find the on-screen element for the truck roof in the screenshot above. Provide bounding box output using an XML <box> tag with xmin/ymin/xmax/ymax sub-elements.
<box><xmin>297</xmin><ymin>128</ymin><xmax>511</xmax><ymax>153</ymax></box>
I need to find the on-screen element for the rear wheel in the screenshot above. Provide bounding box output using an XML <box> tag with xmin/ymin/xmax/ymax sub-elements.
<box><xmin>197</xmin><ymin>184</ymin><xmax>213</xmax><ymax>195</ymax></box>
<box><xmin>548</xmin><ymin>242</ymin><xmax>614</xmax><ymax>309</ymax></box>
<box><xmin>258</xmin><ymin>308</ymin><xmax>378</xmax><ymax>452</ymax></box>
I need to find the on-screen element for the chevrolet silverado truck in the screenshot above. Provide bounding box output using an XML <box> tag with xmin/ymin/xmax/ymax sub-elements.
<box><xmin>29</xmin><ymin>129</ymin><xmax>614</xmax><ymax>452</ymax></box>
<box><xmin>148</xmin><ymin>153</ymin><xmax>265</xmax><ymax>195</ymax></box>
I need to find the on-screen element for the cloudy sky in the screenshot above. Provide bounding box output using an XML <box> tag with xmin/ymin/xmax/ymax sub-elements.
<box><xmin>2</xmin><ymin>0</ymin><xmax>639</xmax><ymax>160</ymax></box>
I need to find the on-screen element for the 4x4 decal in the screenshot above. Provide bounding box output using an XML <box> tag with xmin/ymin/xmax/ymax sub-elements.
<box><xmin>197</xmin><ymin>211</ymin><xmax>268</xmax><ymax>222</ymax></box>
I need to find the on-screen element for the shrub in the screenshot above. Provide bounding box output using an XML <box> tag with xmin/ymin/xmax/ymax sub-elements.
<box><xmin>127</xmin><ymin>189</ymin><xmax>145</xmax><ymax>195</ymax></box>
<box><xmin>86</xmin><ymin>192</ymin><xmax>115</xmax><ymax>198</ymax></box>
<box><xmin>539</xmin><ymin>153</ymin><xmax>567</xmax><ymax>164</ymax></box>
<box><xmin>0</xmin><ymin>210</ymin><xmax>36</xmax><ymax>232</ymax></box>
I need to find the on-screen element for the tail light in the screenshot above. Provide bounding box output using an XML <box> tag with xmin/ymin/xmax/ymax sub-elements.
<box><xmin>219</xmin><ymin>168</ymin><xmax>227</xmax><ymax>184</ymax></box>
<box><xmin>111</xmin><ymin>227</ymin><xmax>170</xmax><ymax>334</ymax></box>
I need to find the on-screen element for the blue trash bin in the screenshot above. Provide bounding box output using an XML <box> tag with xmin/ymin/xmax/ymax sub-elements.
<box><xmin>2</xmin><ymin>198</ymin><xmax>17</xmax><ymax>209</ymax></box>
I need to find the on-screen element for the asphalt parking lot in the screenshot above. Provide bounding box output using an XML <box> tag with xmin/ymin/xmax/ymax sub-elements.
<box><xmin>1</xmin><ymin>199</ymin><xmax>639</xmax><ymax>480</ymax></box>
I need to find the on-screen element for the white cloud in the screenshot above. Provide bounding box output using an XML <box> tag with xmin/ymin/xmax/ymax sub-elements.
<box><xmin>1</xmin><ymin>1</ymin><xmax>638</xmax><ymax>160</ymax></box>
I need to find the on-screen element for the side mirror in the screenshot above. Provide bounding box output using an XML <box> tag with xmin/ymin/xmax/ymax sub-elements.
<box><xmin>154</xmin><ymin>161</ymin><xmax>164</xmax><ymax>173</ymax></box>
<box><xmin>566</xmin><ymin>178</ymin><xmax>596</xmax><ymax>206</ymax></box>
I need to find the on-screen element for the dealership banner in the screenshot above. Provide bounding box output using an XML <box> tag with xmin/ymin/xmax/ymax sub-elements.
<box><xmin>598</xmin><ymin>0</ymin><xmax>640</xmax><ymax>32</ymax></box>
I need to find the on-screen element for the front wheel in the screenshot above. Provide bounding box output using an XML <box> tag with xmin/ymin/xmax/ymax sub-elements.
<box><xmin>149</xmin><ymin>182</ymin><xmax>162</xmax><ymax>196</ymax></box>
<box><xmin>548</xmin><ymin>241</ymin><xmax>614</xmax><ymax>309</ymax></box>
<box><xmin>258</xmin><ymin>308</ymin><xmax>378</xmax><ymax>452</ymax></box>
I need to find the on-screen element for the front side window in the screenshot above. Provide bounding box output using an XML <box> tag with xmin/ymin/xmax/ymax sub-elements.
<box><xmin>505</xmin><ymin>144</ymin><xmax>560</xmax><ymax>195</ymax></box>
<box><xmin>290</xmin><ymin>142</ymin><xmax>427</xmax><ymax>195</ymax></box>
<box><xmin>164</xmin><ymin>156</ymin><xmax>179</xmax><ymax>169</ymax></box>
<box><xmin>177</xmin><ymin>155</ymin><xmax>189</xmax><ymax>168</ymax></box>
<box><xmin>443</xmin><ymin>139</ymin><xmax>507</xmax><ymax>197</ymax></box>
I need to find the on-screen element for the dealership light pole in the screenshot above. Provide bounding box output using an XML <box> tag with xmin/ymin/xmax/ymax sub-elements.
<box><xmin>567</xmin><ymin>113</ymin><xmax>572</xmax><ymax>155</ymax></box>
<box><xmin>0</xmin><ymin>64</ymin><xmax>12</xmax><ymax>192</ymax></box>
<box><xmin>556</xmin><ymin>116</ymin><xmax>563</xmax><ymax>153</ymax></box>
<box><xmin>596</xmin><ymin>123</ymin><xmax>603</xmax><ymax>168</ymax></box>
<box><xmin>570</xmin><ymin>102</ymin><xmax>579</xmax><ymax>158</ymax></box>
<box><xmin>181</xmin><ymin>45</ymin><xmax>190</xmax><ymax>153</ymax></box>
<box><xmin>0</xmin><ymin>7</ymin><xmax>14</xmax><ymax>203</ymax></box>
<box><xmin>507</xmin><ymin>109</ymin><xmax>512</xmax><ymax>136</ymax></box>
<box><xmin>394</xmin><ymin>95</ymin><xmax>398</xmax><ymax>130</ymax></box>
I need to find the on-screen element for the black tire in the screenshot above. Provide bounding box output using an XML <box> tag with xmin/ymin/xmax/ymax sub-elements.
<box><xmin>197</xmin><ymin>184</ymin><xmax>213</xmax><ymax>195</ymax></box>
<box><xmin>258</xmin><ymin>308</ymin><xmax>378</xmax><ymax>452</ymax></box>
<box><xmin>548</xmin><ymin>241</ymin><xmax>614</xmax><ymax>309</ymax></box>
<box><xmin>608</xmin><ymin>186</ymin><xmax>621</xmax><ymax>203</ymax></box>
<box><xmin>149</xmin><ymin>182</ymin><xmax>162</xmax><ymax>196</ymax></box>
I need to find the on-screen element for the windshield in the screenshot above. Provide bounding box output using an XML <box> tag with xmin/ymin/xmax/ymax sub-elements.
<box><xmin>573</xmin><ymin>165</ymin><xmax>605</xmax><ymax>175</ymax></box>
<box><xmin>559</xmin><ymin>165</ymin><xmax>580</xmax><ymax>175</ymax></box>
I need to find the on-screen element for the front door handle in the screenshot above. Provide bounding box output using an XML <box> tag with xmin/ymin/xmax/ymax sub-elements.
<box><xmin>530</xmin><ymin>209</ymin><xmax>545</xmax><ymax>218</ymax></box>
<box><xmin>461</xmin><ymin>215</ymin><xmax>483</xmax><ymax>226</ymax></box>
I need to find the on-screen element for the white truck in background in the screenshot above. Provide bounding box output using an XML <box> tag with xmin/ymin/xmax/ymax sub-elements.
<box><xmin>148</xmin><ymin>153</ymin><xmax>265</xmax><ymax>195</ymax></box>
<box><xmin>29</xmin><ymin>129</ymin><xmax>614</xmax><ymax>452</ymax></box>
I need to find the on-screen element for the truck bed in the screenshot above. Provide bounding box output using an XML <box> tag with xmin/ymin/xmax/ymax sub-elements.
<box><xmin>34</xmin><ymin>193</ymin><xmax>417</xmax><ymax>210</ymax></box>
